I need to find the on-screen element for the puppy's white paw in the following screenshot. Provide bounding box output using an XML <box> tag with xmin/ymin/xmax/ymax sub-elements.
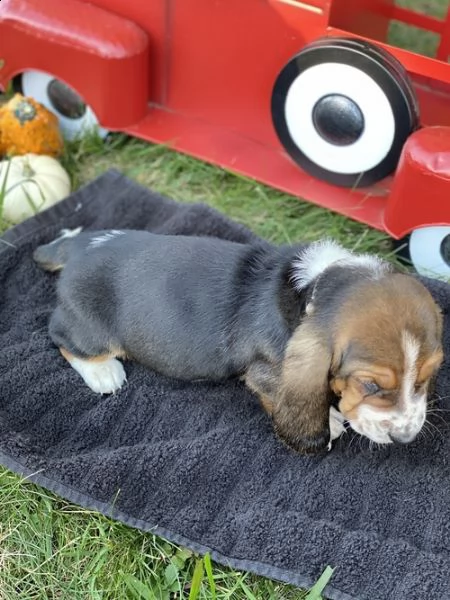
<box><xmin>328</xmin><ymin>406</ymin><xmax>346</xmax><ymax>450</ymax></box>
<box><xmin>69</xmin><ymin>357</ymin><xmax>127</xmax><ymax>394</ymax></box>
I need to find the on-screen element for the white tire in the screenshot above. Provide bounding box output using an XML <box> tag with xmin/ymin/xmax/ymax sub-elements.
<box><xmin>272</xmin><ymin>37</ymin><xmax>419</xmax><ymax>188</ymax></box>
<box><xmin>409</xmin><ymin>226</ymin><xmax>450</xmax><ymax>280</ymax></box>
<box><xmin>284</xmin><ymin>62</ymin><xmax>396</xmax><ymax>175</ymax></box>
<box><xmin>17</xmin><ymin>71</ymin><xmax>108</xmax><ymax>140</ymax></box>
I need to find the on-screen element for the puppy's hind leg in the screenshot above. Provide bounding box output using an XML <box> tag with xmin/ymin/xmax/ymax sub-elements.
<box><xmin>50</xmin><ymin>308</ymin><xmax>126</xmax><ymax>395</ymax></box>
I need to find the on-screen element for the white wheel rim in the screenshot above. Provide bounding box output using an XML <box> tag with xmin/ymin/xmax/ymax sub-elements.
<box><xmin>284</xmin><ymin>62</ymin><xmax>396</xmax><ymax>174</ymax></box>
<box><xmin>20</xmin><ymin>71</ymin><xmax>108</xmax><ymax>140</ymax></box>
<box><xmin>409</xmin><ymin>227</ymin><xmax>450</xmax><ymax>280</ymax></box>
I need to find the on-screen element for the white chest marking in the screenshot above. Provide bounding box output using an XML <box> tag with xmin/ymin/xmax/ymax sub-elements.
<box><xmin>328</xmin><ymin>406</ymin><xmax>347</xmax><ymax>450</ymax></box>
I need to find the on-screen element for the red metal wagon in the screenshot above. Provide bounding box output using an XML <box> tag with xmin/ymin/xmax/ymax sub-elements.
<box><xmin>0</xmin><ymin>0</ymin><xmax>449</xmax><ymax>277</ymax></box>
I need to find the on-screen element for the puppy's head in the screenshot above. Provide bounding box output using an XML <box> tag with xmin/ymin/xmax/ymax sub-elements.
<box><xmin>272</xmin><ymin>241</ymin><xmax>443</xmax><ymax>453</ymax></box>
<box><xmin>330</xmin><ymin>273</ymin><xmax>443</xmax><ymax>445</ymax></box>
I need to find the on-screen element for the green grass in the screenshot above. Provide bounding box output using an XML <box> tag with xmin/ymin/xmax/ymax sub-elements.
<box><xmin>388</xmin><ymin>0</ymin><xmax>448</xmax><ymax>57</ymax></box>
<box><xmin>0</xmin><ymin>1</ymin><xmax>447</xmax><ymax>596</ymax></box>
<box><xmin>62</xmin><ymin>133</ymin><xmax>393</xmax><ymax>254</ymax></box>
<box><xmin>0</xmin><ymin>464</ymin><xmax>332</xmax><ymax>600</ymax></box>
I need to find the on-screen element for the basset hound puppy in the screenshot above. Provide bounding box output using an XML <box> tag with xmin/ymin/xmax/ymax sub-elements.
<box><xmin>33</xmin><ymin>229</ymin><xmax>443</xmax><ymax>455</ymax></box>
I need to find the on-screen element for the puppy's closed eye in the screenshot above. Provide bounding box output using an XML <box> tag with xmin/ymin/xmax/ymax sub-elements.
<box><xmin>362</xmin><ymin>381</ymin><xmax>382</xmax><ymax>397</ymax></box>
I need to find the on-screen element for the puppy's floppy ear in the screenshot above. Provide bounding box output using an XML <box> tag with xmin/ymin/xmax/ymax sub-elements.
<box><xmin>273</xmin><ymin>320</ymin><xmax>332</xmax><ymax>454</ymax></box>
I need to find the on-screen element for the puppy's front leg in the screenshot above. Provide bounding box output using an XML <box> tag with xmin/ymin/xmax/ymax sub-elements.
<box><xmin>244</xmin><ymin>360</ymin><xmax>344</xmax><ymax>454</ymax></box>
<box><xmin>60</xmin><ymin>348</ymin><xmax>127</xmax><ymax>395</ymax></box>
<box><xmin>243</xmin><ymin>360</ymin><xmax>281</xmax><ymax>415</ymax></box>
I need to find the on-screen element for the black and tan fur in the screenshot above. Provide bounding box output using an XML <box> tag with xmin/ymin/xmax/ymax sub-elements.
<box><xmin>33</xmin><ymin>231</ymin><xmax>443</xmax><ymax>454</ymax></box>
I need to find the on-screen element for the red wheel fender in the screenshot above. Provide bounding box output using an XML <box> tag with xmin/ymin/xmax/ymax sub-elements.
<box><xmin>0</xmin><ymin>0</ymin><xmax>150</xmax><ymax>129</ymax></box>
<box><xmin>384</xmin><ymin>126</ymin><xmax>450</xmax><ymax>239</ymax></box>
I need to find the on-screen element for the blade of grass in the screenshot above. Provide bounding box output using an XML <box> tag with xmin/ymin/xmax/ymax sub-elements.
<box><xmin>304</xmin><ymin>566</ymin><xmax>335</xmax><ymax>600</ymax></box>
<box><xmin>189</xmin><ymin>557</ymin><xmax>204</xmax><ymax>600</ymax></box>
<box><xmin>122</xmin><ymin>573</ymin><xmax>153</xmax><ymax>600</ymax></box>
<box><xmin>204</xmin><ymin>553</ymin><xmax>217</xmax><ymax>599</ymax></box>
<box><xmin>239</xmin><ymin>580</ymin><xmax>258</xmax><ymax>600</ymax></box>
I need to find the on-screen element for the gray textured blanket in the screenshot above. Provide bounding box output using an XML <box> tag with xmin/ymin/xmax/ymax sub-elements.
<box><xmin>1</xmin><ymin>170</ymin><xmax>449</xmax><ymax>600</ymax></box>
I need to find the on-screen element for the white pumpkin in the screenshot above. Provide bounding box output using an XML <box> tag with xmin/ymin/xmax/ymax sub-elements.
<box><xmin>0</xmin><ymin>154</ymin><xmax>71</xmax><ymax>224</ymax></box>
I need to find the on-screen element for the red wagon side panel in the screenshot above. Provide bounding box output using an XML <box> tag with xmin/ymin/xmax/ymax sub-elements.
<box><xmin>0</xmin><ymin>0</ymin><xmax>448</xmax><ymax>239</ymax></box>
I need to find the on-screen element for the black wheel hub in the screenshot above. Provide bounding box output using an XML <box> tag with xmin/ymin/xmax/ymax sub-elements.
<box><xmin>47</xmin><ymin>79</ymin><xmax>86</xmax><ymax>119</ymax></box>
<box><xmin>440</xmin><ymin>234</ymin><xmax>450</xmax><ymax>267</ymax></box>
<box><xmin>312</xmin><ymin>94</ymin><xmax>364</xmax><ymax>146</ymax></box>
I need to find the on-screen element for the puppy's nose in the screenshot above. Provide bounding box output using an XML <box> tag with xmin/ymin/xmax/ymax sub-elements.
<box><xmin>389</xmin><ymin>431</ymin><xmax>416</xmax><ymax>444</ymax></box>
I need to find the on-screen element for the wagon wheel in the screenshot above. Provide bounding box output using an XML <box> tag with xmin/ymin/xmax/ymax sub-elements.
<box><xmin>271</xmin><ymin>37</ymin><xmax>419</xmax><ymax>188</ymax></box>
<box><xmin>14</xmin><ymin>71</ymin><xmax>108</xmax><ymax>140</ymax></box>
<box><xmin>396</xmin><ymin>227</ymin><xmax>450</xmax><ymax>280</ymax></box>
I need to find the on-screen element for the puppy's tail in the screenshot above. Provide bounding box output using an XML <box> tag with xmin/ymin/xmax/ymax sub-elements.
<box><xmin>33</xmin><ymin>227</ymin><xmax>82</xmax><ymax>272</ymax></box>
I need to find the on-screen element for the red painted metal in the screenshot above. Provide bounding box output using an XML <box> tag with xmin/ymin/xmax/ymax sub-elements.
<box><xmin>0</xmin><ymin>0</ymin><xmax>448</xmax><ymax>239</ymax></box>
<box><xmin>385</xmin><ymin>127</ymin><xmax>450</xmax><ymax>237</ymax></box>
<box><xmin>126</xmin><ymin>106</ymin><xmax>390</xmax><ymax>230</ymax></box>
<box><xmin>391</xmin><ymin>6</ymin><xmax>444</xmax><ymax>34</ymax></box>
<box><xmin>329</xmin><ymin>0</ymin><xmax>395</xmax><ymax>41</ymax></box>
<box><xmin>0</xmin><ymin>0</ymin><xmax>150</xmax><ymax>128</ymax></box>
<box><xmin>437</xmin><ymin>4</ymin><xmax>450</xmax><ymax>62</ymax></box>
